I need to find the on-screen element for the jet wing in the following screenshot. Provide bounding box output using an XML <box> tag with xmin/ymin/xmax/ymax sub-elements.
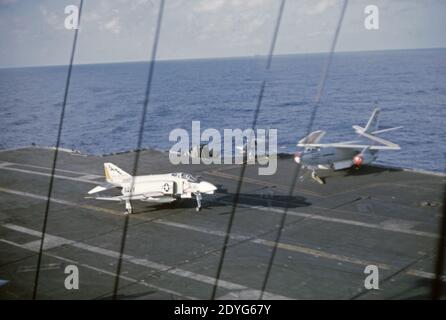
<box><xmin>297</xmin><ymin>139</ymin><xmax>360</xmax><ymax>147</ymax></box>
<box><xmin>353</xmin><ymin>125</ymin><xmax>403</xmax><ymax>135</ymax></box>
<box><xmin>371</xmin><ymin>126</ymin><xmax>403</xmax><ymax>134</ymax></box>
<box><xmin>298</xmin><ymin>130</ymin><xmax>326</xmax><ymax>144</ymax></box>
<box><xmin>88</xmin><ymin>182</ymin><xmax>119</xmax><ymax>195</ymax></box>
<box><xmin>297</xmin><ymin>143</ymin><xmax>400</xmax><ymax>150</ymax></box>
<box><xmin>87</xmin><ymin>191</ymin><xmax>164</xmax><ymax>201</ymax></box>
<box><xmin>352</xmin><ymin>127</ymin><xmax>400</xmax><ymax>149</ymax></box>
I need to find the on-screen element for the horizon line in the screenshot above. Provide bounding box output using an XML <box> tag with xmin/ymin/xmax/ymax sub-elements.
<box><xmin>1</xmin><ymin>46</ymin><xmax>445</xmax><ymax>70</ymax></box>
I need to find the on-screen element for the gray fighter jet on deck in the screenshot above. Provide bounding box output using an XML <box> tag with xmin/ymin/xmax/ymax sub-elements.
<box><xmin>295</xmin><ymin>108</ymin><xmax>402</xmax><ymax>184</ymax></box>
<box><xmin>87</xmin><ymin>163</ymin><xmax>217</xmax><ymax>214</ymax></box>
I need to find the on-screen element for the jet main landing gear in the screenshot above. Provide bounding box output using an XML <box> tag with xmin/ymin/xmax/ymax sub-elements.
<box><xmin>124</xmin><ymin>200</ymin><xmax>133</xmax><ymax>215</ymax></box>
<box><xmin>311</xmin><ymin>170</ymin><xmax>325</xmax><ymax>184</ymax></box>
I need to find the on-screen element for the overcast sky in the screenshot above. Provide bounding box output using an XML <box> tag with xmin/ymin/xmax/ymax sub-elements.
<box><xmin>1</xmin><ymin>0</ymin><xmax>445</xmax><ymax>67</ymax></box>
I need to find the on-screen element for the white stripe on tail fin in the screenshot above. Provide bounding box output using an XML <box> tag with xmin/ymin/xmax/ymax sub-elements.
<box><xmin>104</xmin><ymin>163</ymin><xmax>131</xmax><ymax>186</ymax></box>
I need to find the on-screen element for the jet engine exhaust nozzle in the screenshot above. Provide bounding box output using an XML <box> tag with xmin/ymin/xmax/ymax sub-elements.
<box><xmin>353</xmin><ymin>155</ymin><xmax>363</xmax><ymax>167</ymax></box>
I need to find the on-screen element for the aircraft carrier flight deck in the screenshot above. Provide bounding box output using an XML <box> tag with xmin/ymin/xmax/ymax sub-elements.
<box><xmin>0</xmin><ymin>147</ymin><xmax>444</xmax><ymax>299</ymax></box>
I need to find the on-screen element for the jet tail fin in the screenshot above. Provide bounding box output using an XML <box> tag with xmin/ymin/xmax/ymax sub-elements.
<box><xmin>352</xmin><ymin>108</ymin><xmax>401</xmax><ymax>150</ymax></box>
<box><xmin>104</xmin><ymin>163</ymin><xmax>132</xmax><ymax>186</ymax></box>
<box><xmin>363</xmin><ymin>108</ymin><xmax>380</xmax><ymax>133</ymax></box>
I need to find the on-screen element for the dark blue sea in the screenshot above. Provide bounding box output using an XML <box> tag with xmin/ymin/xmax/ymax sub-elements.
<box><xmin>1</xmin><ymin>48</ymin><xmax>445</xmax><ymax>172</ymax></box>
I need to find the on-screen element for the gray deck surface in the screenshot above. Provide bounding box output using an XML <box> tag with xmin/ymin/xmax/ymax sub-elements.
<box><xmin>0</xmin><ymin>147</ymin><xmax>444</xmax><ymax>299</ymax></box>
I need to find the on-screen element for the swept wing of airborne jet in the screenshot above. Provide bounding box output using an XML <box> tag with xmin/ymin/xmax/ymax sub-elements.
<box><xmin>294</xmin><ymin>108</ymin><xmax>402</xmax><ymax>184</ymax></box>
<box><xmin>87</xmin><ymin>163</ymin><xmax>217</xmax><ymax>214</ymax></box>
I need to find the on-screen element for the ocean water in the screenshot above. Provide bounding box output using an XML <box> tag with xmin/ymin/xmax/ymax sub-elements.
<box><xmin>0</xmin><ymin>48</ymin><xmax>445</xmax><ymax>172</ymax></box>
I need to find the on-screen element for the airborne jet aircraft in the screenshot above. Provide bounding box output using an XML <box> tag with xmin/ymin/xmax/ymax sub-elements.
<box><xmin>87</xmin><ymin>163</ymin><xmax>217</xmax><ymax>214</ymax></box>
<box><xmin>294</xmin><ymin>108</ymin><xmax>402</xmax><ymax>184</ymax></box>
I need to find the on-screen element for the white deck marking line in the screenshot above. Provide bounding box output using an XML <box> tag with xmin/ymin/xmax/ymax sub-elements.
<box><xmin>0</xmin><ymin>164</ymin><xmax>438</xmax><ymax>238</ymax></box>
<box><xmin>0</xmin><ymin>187</ymin><xmax>117</xmax><ymax>214</ymax></box>
<box><xmin>0</xmin><ymin>162</ymin><xmax>12</xmax><ymax>168</ymax></box>
<box><xmin>0</xmin><ymin>161</ymin><xmax>98</xmax><ymax>176</ymax></box>
<box><xmin>17</xmin><ymin>263</ymin><xmax>62</xmax><ymax>273</ymax></box>
<box><xmin>0</xmin><ymin>166</ymin><xmax>98</xmax><ymax>184</ymax></box>
<box><xmin>2</xmin><ymin>224</ymin><xmax>290</xmax><ymax>299</ymax></box>
<box><xmin>203</xmin><ymin>169</ymin><xmax>321</xmax><ymax>198</ymax></box>
<box><xmin>217</xmin><ymin>200</ymin><xmax>438</xmax><ymax>239</ymax></box>
<box><xmin>0</xmin><ymin>239</ymin><xmax>196</xmax><ymax>300</ymax></box>
<box><xmin>204</xmin><ymin>169</ymin><xmax>441</xmax><ymax>197</ymax></box>
<box><xmin>153</xmin><ymin>220</ymin><xmax>386</xmax><ymax>268</ymax></box>
<box><xmin>155</xmin><ymin>219</ymin><xmax>253</xmax><ymax>241</ymax></box>
<box><xmin>77</xmin><ymin>174</ymin><xmax>102</xmax><ymax>180</ymax></box>
<box><xmin>0</xmin><ymin>187</ymin><xmax>441</xmax><ymax>284</ymax></box>
<box><xmin>3</xmin><ymin>224</ymin><xmax>76</xmax><ymax>250</ymax></box>
<box><xmin>0</xmin><ymin>187</ymin><xmax>392</xmax><ymax>268</ymax></box>
<box><xmin>406</xmin><ymin>269</ymin><xmax>446</xmax><ymax>281</ymax></box>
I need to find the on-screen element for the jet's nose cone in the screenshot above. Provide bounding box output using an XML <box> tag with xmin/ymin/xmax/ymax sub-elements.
<box><xmin>198</xmin><ymin>181</ymin><xmax>217</xmax><ymax>194</ymax></box>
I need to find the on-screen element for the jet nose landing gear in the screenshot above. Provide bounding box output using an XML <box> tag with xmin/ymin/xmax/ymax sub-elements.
<box><xmin>195</xmin><ymin>192</ymin><xmax>202</xmax><ymax>212</ymax></box>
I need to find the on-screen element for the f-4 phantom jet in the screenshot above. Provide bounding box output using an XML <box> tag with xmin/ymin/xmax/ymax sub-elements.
<box><xmin>295</xmin><ymin>108</ymin><xmax>402</xmax><ymax>184</ymax></box>
<box><xmin>87</xmin><ymin>163</ymin><xmax>217</xmax><ymax>214</ymax></box>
